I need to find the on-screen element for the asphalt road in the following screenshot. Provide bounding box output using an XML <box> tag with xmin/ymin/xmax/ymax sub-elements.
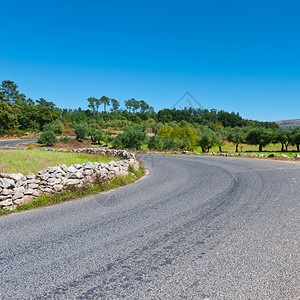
<box><xmin>0</xmin><ymin>155</ymin><xmax>299</xmax><ymax>299</ymax></box>
<box><xmin>0</xmin><ymin>139</ymin><xmax>37</xmax><ymax>147</ymax></box>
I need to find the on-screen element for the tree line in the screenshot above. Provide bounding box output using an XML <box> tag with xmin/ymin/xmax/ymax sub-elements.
<box><xmin>1</xmin><ymin>80</ymin><xmax>299</xmax><ymax>152</ymax></box>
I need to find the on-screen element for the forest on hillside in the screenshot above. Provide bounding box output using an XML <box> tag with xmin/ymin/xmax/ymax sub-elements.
<box><xmin>1</xmin><ymin>80</ymin><xmax>300</xmax><ymax>152</ymax></box>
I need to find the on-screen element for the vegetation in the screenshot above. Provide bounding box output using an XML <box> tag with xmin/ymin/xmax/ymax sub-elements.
<box><xmin>38</xmin><ymin>131</ymin><xmax>57</xmax><ymax>146</ymax></box>
<box><xmin>0</xmin><ymin>150</ymin><xmax>116</xmax><ymax>175</ymax></box>
<box><xmin>1</xmin><ymin>80</ymin><xmax>299</xmax><ymax>155</ymax></box>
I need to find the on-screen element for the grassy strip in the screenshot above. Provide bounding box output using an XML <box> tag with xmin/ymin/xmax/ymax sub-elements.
<box><xmin>0</xmin><ymin>149</ymin><xmax>116</xmax><ymax>175</ymax></box>
<box><xmin>0</xmin><ymin>164</ymin><xmax>145</xmax><ymax>216</ymax></box>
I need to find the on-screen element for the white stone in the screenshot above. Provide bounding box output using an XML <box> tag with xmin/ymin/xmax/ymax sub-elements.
<box><xmin>28</xmin><ymin>183</ymin><xmax>38</xmax><ymax>189</ymax></box>
<box><xmin>24</xmin><ymin>188</ymin><xmax>34</xmax><ymax>195</ymax></box>
<box><xmin>0</xmin><ymin>199</ymin><xmax>13</xmax><ymax>206</ymax></box>
<box><xmin>26</xmin><ymin>173</ymin><xmax>36</xmax><ymax>179</ymax></box>
<box><xmin>0</xmin><ymin>178</ymin><xmax>15</xmax><ymax>189</ymax></box>
<box><xmin>8</xmin><ymin>173</ymin><xmax>25</xmax><ymax>181</ymax></box>
<box><xmin>13</xmin><ymin>187</ymin><xmax>25</xmax><ymax>193</ymax></box>
<box><xmin>67</xmin><ymin>166</ymin><xmax>77</xmax><ymax>173</ymax></box>
<box><xmin>12</xmin><ymin>192</ymin><xmax>24</xmax><ymax>200</ymax></box>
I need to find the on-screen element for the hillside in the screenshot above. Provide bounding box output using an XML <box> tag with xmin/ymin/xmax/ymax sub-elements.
<box><xmin>275</xmin><ymin>119</ymin><xmax>300</xmax><ymax>130</ymax></box>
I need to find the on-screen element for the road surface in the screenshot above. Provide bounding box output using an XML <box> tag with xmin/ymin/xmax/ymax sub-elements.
<box><xmin>0</xmin><ymin>139</ymin><xmax>37</xmax><ymax>148</ymax></box>
<box><xmin>0</xmin><ymin>155</ymin><xmax>299</xmax><ymax>299</ymax></box>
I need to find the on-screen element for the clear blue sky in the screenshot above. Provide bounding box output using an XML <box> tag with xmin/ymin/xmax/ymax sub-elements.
<box><xmin>1</xmin><ymin>0</ymin><xmax>299</xmax><ymax>121</ymax></box>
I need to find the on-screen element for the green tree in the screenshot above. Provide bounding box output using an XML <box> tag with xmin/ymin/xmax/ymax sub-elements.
<box><xmin>38</xmin><ymin>131</ymin><xmax>57</xmax><ymax>146</ymax></box>
<box><xmin>139</xmin><ymin>100</ymin><xmax>150</xmax><ymax>113</ymax></box>
<box><xmin>112</xmin><ymin>126</ymin><xmax>146</xmax><ymax>149</ymax></box>
<box><xmin>110</xmin><ymin>99</ymin><xmax>120</xmax><ymax>112</ymax></box>
<box><xmin>87</xmin><ymin>97</ymin><xmax>97</xmax><ymax>115</ymax></box>
<box><xmin>227</xmin><ymin>127</ymin><xmax>246</xmax><ymax>152</ymax></box>
<box><xmin>246</xmin><ymin>127</ymin><xmax>274</xmax><ymax>151</ymax></box>
<box><xmin>198</xmin><ymin>131</ymin><xmax>216</xmax><ymax>153</ymax></box>
<box><xmin>0</xmin><ymin>101</ymin><xmax>18</xmax><ymax>133</ymax></box>
<box><xmin>148</xmin><ymin>135</ymin><xmax>164</xmax><ymax>150</ymax></box>
<box><xmin>100</xmin><ymin>96</ymin><xmax>110</xmax><ymax>112</ymax></box>
<box><xmin>276</xmin><ymin>129</ymin><xmax>292</xmax><ymax>152</ymax></box>
<box><xmin>291</xmin><ymin>127</ymin><xmax>300</xmax><ymax>151</ymax></box>
<box><xmin>0</xmin><ymin>80</ymin><xmax>26</xmax><ymax>104</ymax></box>
<box><xmin>75</xmin><ymin>124</ymin><xmax>88</xmax><ymax>141</ymax></box>
<box><xmin>36</xmin><ymin>98</ymin><xmax>61</xmax><ymax>127</ymax></box>
<box><xmin>151</xmin><ymin>122</ymin><xmax>163</xmax><ymax>135</ymax></box>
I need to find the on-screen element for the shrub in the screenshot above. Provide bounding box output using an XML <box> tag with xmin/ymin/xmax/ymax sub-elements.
<box><xmin>75</xmin><ymin>124</ymin><xmax>88</xmax><ymax>141</ymax></box>
<box><xmin>59</xmin><ymin>136</ymin><xmax>71</xmax><ymax>143</ymax></box>
<box><xmin>112</xmin><ymin>126</ymin><xmax>146</xmax><ymax>149</ymax></box>
<box><xmin>148</xmin><ymin>135</ymin><xmax>164</xmax><ymax>150</ymax></box>
<box><xmin>38</xmin><ymin>131</ymin><xmax>57</xmax><ymax>146</ymax></box>
<box><xmin>51</xmin><ymin>119</ymin><xmax>64</xmax><ymax>134</ymax></box>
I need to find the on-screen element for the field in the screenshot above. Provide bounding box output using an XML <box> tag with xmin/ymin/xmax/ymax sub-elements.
<box><xmin>0</xmin><ymin>150</ymin><xmax>115</xmax><ymax>175</ymax></box>
<box><xmin>194</xmin><ymin>142</ymin><xmax>299</xmax><ymax>155</ymax></box>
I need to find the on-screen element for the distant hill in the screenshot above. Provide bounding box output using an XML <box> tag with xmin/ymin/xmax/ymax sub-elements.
<box><xmin>275</xmin><ymin>119</ymin><xmax>300</xmax><ymax>130</ymax></box>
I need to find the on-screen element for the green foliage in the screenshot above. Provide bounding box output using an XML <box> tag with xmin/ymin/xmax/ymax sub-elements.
<box><xmin>275</xmin><ymin>129</ymin><xmax>292</xmax><ymax>151</ymax></box>
<box><xmin>112</xmin><ymin>126</ymin><xmax>147</xmax><ymax>149</ymax></box>
<box><xmin>38</xmin><ymin>131</ymin><xmax>58</xmax><ymax>146</ymax></box>
<box><xmin>0</xmin><ymin>101</ymin><xmax>18</xmax><ymax>133</ymax></box>
<box><xmin>227</xmin><ymin>127</ymin><xmax>247</xmax><ymax>152</ymax></box>
<box><xmin>198</xmin><ymin>130</ymin><xmax>216</xmax><ymax>152</ymax></box>
<box><xmin>75</xmin><ymin>124</ymin><xmax>88</xmax><ymax>141</ymax></box>
<box><xmin>59</xmin><ymin>136</ymin><xmax>71</xmax><ymax>143</ymax></box>
<box><xmin>157</xmin><ymin>125</ymin><xmax>198</xmax><ymax>149</ymax></box>
<box><xmin>148</xmin><ymin>135</ymin><xmax>165</xmax><ymax>150</ymax></box>
<box><xmin>291</xmin><ymin>126</ymin><xmax>300</xmax><ymax>151</ymax></box>
<box><xmin>246</xmin><ymin>127</ymin><xmax>274</xmax><ymax>151</ymax></box>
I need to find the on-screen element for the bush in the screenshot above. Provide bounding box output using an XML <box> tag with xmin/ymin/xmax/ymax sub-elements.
<box><xmin>148</xmin><ymin>135</ymin><xmax>164</xmax><ymax>150</ymax></box>
<box><xmin>59</xmin><ymin>136</ymin><xmax>71</xmax><ymax>143</ymax></box>
<box><xmin>75</xmin><ymin>124</ymin><xmax>88</xmax><ymax>141</ymax></box>
<box><xmin>38</xmin><ymin>131</ymin><xmax>57</xmax><ymax>146</ymax></box>
<box><xmin>42</xmin><ymin>123</ymin><xmax>54</xmax><ymax>132</ymax></box>
<box><xmin>52</xmin><ymin>119</ymin><xmax>64</xmax><ymax>134</ymax></box>
<box><xmin>43</xmin><ymin>119</ymin><xmax>64</xmax><ymax>134</ymax></box>
<box><xmin>112</xmin><ymin>126</ymin><xmax>146</xmax><ymax>149</ymax></box>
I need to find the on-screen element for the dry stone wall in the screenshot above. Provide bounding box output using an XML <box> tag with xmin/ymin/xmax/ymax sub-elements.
<box><xmin>0</xmin><ymin>149</ymin><xmax>139</xmax><ymax>211</ymax></box>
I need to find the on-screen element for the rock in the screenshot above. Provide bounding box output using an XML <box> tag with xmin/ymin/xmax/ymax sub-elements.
<box><xmin>15</xmin><ymin>180</ymin><xmax>27</xmax><ymax>188</ymax></box>
<box><xmin>13</xmin><ymin>187</ymin><xmax>25</xmax><ymax>193</ymax></box>
<box><xmin>294</xmin><ymin>154</ymin><xmax>300</xmax><ymax>159</ymax></box>
<box><xmin>28</xmin><ymin>183</ymin><xmax>39</xmax><ymax>189</ymax></box>
<box><xmin>26</xmin><ymin>173</ymin><xmax>36</xmax><ymax>179</ymax></box>
<box><xmin>1</xmin><ymin>189</ymin><xmax>9</xmax><ymax>196</ymax></box>
<box><xmin>24</xmin><ymin>188</ymin><xmax>34</xmax><ymax>195</ymax></box>
<box><xmin>82</xmin><ymin>162</ymin><xmax>93</xmax><ymax>169</ymax></box>
<box><xmin>67</xmin><ymin>166</ymin><xmax>77</xmax><ymax>173</ymax></box>
<box><xmin>13</xmin><ymin>198</ymin><xmax>25</xmax><ymax>205</ymax></box>
<box><xmin>12</xmin><ymin>192</ymin><xmax>24</xmax><ymax>200</ymax></box>
<box><xmin>33</xmin><ymin>190</ymin><xmax>40</xmax><ymax>197</ymax></box>
<box><xmin>7</xmin><ymin>173</ymin><xmax>25</xmax><ymax>181</ymax></box>
<box><xmin>23</xmin><ymin>196</ymin><xmax>34</xmax><ymax>203</ymax></box>
<box><xmin>0</xmin><ymin>178</ymin><xmax>15</xmax><ymax>189</ymax></box>
<box><xmin>67</xmin><ymin>172</ymin><xmax>83</xmax><ymax>179</ymax></box>
<box><xmin>83</xmin><ymin>169</ymin><xmax>94</xmax><ymax>176</ymax></box>
<box><xmin>53</xmin><ymin>184</ymin><xmax>64</xmax><ymax>192</ymax></box>
<box><xmin>65</xmin><ymin>179</ymin><xmax>80</xmax><ymax>185</ymax></box>
<box><xmin>268</xmin><ymin>153</ymin><xmax>278</xmax><ymax>158</ymax></box>
<box><xmin>0</xmin><ymin>199</ymin><xmax>13</xmax><ymax>206</ymax></box>
<box><xmin>281</xmin><ymin>154</ymin><xmax>289</xmax><ymax>158</ymax></box>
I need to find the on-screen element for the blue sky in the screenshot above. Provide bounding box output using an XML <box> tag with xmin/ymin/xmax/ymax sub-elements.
<box><xmin>1</xmin><ymin>0</ymin><xmax>299</xmax><ymax>121</ymax></box>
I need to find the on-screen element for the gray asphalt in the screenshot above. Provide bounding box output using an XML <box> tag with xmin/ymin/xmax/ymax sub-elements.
<box><xmin>0</xmin><ymin>155</ymin><xmax>299</xmax><ymax>299</ymax></box>
<box><xmin>0</xmin><ymin>139</ymin><xmax>37</xmax><ymax>147</ymax></box>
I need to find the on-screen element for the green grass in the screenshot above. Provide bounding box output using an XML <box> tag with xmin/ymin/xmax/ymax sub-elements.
<box><xmin>0</xmin><ymin>164</ymin><xmax>145</xmax><ymax>216</ymax></box>
<box><xmin>0</xmin><ymin>149</ymin><xmax>116</xmax><ymax>175</ymax></box>
<box><xmin>194</xmin><ymin>142</ymin><xmax>299</xmax><ymax>154</ymax></box>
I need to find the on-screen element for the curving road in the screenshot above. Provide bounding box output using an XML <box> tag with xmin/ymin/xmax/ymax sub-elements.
<box><xmin>0</xmin><ymin>155</ymin><xmax>299</xmax><ymax>299</ymax></box>
<box><xmin>0</xmin><ymin>139</ymin><xmax>37</xmax><ymax>148</ymax></box>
